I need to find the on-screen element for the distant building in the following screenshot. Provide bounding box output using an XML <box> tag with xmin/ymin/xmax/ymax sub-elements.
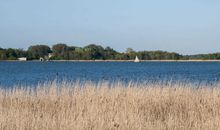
<box><xmin>48</xmin><ymin>53</ymin><xmax>53</xmax><ymax>58</ymax></box>
<box><xmin>39</xmin><ymin>57</ymin><xmax>44</xmax><ymax>61</ymax></box>
<box><xmin>18</xmin><ymin>57</ymin><xmax>27</xmax><ymax>61</ymax></box>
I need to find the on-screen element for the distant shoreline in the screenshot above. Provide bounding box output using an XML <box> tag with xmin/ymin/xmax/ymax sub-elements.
<box><xmin>50</xmin><ymin>60</ymin><xmax>220</xmax><ymax>62</ymax></box>
<box><xmin>1</xmin><ymin>44</ymin><xmax>220</xmax><ymax>62</ymax></box>
<box><xmin>1</xmin><ymin>59</ymin><xmax>220</xmax><ymax>62</ymax></box>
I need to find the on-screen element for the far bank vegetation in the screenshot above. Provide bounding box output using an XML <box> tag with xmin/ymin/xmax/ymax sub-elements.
<box><xmin>1</xmin><ymin>43</ymin><xmax>220</xmax><ymax>60</ymax></box>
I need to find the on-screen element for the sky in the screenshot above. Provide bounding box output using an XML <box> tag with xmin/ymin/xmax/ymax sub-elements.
<box><xmin>0</xmin><ymin>0</ymin><xmax>220</xmax><ymax>54</ymax></box>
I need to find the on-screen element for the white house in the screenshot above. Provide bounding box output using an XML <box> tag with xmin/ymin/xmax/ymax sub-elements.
<box><xmin>48</xmin><ymin>53</ymin><xmax>53</xmax><ymax>58</ymax></box>
<box><xmin>39</xmin><ymin>57</ymin><xmax>44</xmax><ymax>61</ymax></box>
<box><xmin>18</xmin><ymin>57</ymin><xmax>27</xmax><ymax>61</ymax></box>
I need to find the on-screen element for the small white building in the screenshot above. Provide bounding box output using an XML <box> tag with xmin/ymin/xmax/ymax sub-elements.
<box><xmin>39</xmin><ymin>57</ymin><xmax>44</xmax><ymax>61</ymax></box>
<box><xmin>48</xmin><ymin>53</ymin><xmax>53</xmax><ymax>58</ymax></box>
<box><xmin>18</xmin><ymin>57</ymin><xmax>27</xmax><ymax>61</ymax></box>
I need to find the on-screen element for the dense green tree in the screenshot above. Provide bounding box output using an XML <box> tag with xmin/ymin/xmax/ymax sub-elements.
<box><xmin>14</xmin><ymin>49</ymin><xmax>27</xmax><ymax>58</ymax></box>
<box><xmin>0</xmin><ymin>50</ymin><xmax>7</xmax><ymax>60</ymax></box>
<box><xmin>52</xmin><ymin>44</ymin><xmax>68</xmax><ymax>54</ymax></box>
<box><xmin>68</xmin><ymin>46</ymin><xmax>77</xmax><ymax>51</ymax></box>
<box><xmin>52</xmin><ymin>44</ymin><xmax>68</xmax><ymax>60</ymax></box>
<box><xmin>0</xmin><ymin>48</ymin><xmax>27</xmax><ymax>60</ymax></box>
<box><xmin>188</xmin><ymin>53</ymin><xmax>220</xmax><ymax>60</ymax></box>
<box><xmin>6</xmin><ymin>48</ymin><xmax>17</xmax><ymax>60</ymax></box>
<box><xmin>28</xmin><ymin>45</ymin><xmax>51</xmax><ymax>59</ymax></box>
<box><xmin>103</xmin><ymin>47</ymin><xmax>118</xmax><ymax>60</ymax></box>
<box><xmin>83</xmin><ymin>44</ymin><xmax>105</xmax><ymax>59</ymax></box>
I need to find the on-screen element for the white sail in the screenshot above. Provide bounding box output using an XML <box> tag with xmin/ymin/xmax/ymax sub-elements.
<box><xmin>134</xmin><ymin>56</ymin><xmax>140</xmax><ymax>62</ymax></box>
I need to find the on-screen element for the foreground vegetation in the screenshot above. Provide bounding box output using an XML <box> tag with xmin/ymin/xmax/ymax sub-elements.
<box><xmin>1</xmin><ymin>82</ymin><xmax>220</xmax><ymax>130</ymax></box>
<box><xmin>1</xmin><ymin>43</ymin><xmax>220</xmax><ymax>60</ymax></box>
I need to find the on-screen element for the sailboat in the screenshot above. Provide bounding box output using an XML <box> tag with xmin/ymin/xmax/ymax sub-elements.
<box><xmin>134</xmin><ymin>56</ymin><xmax>140</xmax><ymax>62</ymax></box>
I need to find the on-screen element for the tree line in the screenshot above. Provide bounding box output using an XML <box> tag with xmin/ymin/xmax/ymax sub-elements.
<box><xmin>0</xmin><ymin>44</ymin><xmax>219</xmax><ymax>60</ymax></box>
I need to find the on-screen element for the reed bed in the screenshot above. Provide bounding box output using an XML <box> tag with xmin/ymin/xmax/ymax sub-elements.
<box><xmin>1</xmin><ymin>81</ymin><xmax>220</xmax><ymax>130</ymax></box>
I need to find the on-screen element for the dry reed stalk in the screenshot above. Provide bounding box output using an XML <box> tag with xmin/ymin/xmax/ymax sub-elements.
<box><xmin>0</xmin><ymin>82</ymin><xmax>220</xmax><ymax>130</ymax></box>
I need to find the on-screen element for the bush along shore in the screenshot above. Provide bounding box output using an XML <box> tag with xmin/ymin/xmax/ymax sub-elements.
<box><xmin>1</xmin><ymin>81</ymin><xmax>220</xmax><ymax>130</ymax></box>
<box><xmin>1</xmin><ymin>43</ymin><xmax>220</xmax><ymax>61</ymax></box>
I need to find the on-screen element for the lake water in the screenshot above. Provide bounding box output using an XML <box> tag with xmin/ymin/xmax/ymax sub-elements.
<box><xmin>0</xmin><ymin>61</ymin><xmax>220</xmax><ymax>87</ymax></box>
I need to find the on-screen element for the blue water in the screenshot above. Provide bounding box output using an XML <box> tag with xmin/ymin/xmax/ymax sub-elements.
<box><xmin>0</xmin><ymin>61</ymin><xmax>220</xmax><ymax>87</ymax></box>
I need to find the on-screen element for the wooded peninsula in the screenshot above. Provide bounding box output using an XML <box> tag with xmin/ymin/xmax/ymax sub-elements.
<box><xmin>0</xmin><ymin>44</ymin><xmax>220</xmax><ymax>61</ymax></box>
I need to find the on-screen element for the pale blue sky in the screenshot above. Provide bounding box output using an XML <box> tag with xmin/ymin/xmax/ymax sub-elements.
<box><xmin>0</xmin><ymin>0</ymin><xmax>220</xmax><ymax>54</ymax></box>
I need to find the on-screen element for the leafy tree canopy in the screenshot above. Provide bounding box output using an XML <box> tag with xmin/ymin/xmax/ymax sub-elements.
<box><xmin>0</xmin><ymin>43</ymin><xmax>219</xmax><ymax>60</ymax></box>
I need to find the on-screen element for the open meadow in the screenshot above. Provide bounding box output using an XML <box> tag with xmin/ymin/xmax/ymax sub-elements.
<box><xmin>0</xmin><ymin>81</ymin><xmax>220</xmax><ymax>130</ymax></box>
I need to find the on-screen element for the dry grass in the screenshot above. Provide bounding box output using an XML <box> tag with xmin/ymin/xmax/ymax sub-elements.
<box><xmin>1</xmin><ymin>81</ymin><xmax>220</xmax><ymax>130</ymax></box>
